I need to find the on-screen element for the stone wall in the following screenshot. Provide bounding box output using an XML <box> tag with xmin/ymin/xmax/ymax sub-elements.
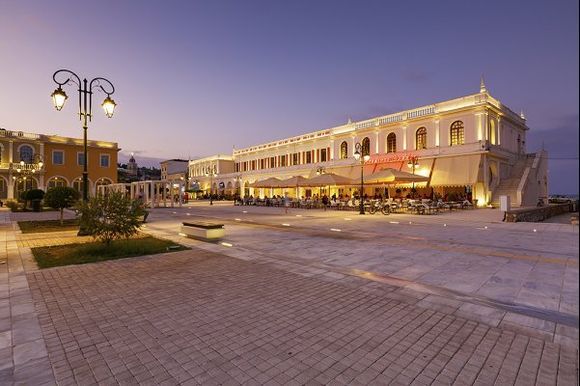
<box><xmin>504</xmin><ymin>203</ymin><xmax>573</xmax><ymax>222</ymax></box>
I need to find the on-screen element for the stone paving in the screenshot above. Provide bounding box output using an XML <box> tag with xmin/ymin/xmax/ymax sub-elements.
<box><xmin>25</xmin><ymin>250</ymin><xmax>580</xmax><ymax>385</ymax></box>
<box><xmin>0</xmin><ymin>205</ymin><xmax>578</xmax><ymax>385</ymax></box>
<box><xmin>0</xmin><ymin>211</ymin><xmax>54</xmax><ymax>385</ymax></box>
<box><xmin>145</xmin><ymin>204</ymin><xmax>579</xmax><ymax>346</ymax></box>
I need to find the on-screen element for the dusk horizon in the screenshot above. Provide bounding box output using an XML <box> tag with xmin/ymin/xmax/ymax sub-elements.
<box><xmin>1</xmin><ymin>0</ymin><xmax>578</xmax><ymax>194</ymax></box>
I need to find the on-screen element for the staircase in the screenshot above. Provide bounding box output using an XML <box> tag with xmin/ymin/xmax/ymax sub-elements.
<box><xmin>491</xmin><ymin>155</ymin><xmax>536</xmax><ymax>207</ymax></box>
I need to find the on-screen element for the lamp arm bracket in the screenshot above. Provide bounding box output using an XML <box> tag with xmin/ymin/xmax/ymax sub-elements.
<box><xmin>89</xmin><ymin>77</ymin><xmax>115</xmax><ymax>96</ymax></box>
<box><xmin>53</xmin><ymin>69</ymin><xmax>81</xmax><ymax>88</ymax></box>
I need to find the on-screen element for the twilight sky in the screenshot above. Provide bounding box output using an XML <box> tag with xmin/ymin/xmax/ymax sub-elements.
<box><xmin>0</xmin><ymin>0</ymin><xmax>578</xmax><ymax>194</ymax></box>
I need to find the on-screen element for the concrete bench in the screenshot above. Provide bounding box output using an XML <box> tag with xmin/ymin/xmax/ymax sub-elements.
<box><xmin>181</xmin><ymin>221</ymin><xmax>225</xmax><ymax>241</ymax></box>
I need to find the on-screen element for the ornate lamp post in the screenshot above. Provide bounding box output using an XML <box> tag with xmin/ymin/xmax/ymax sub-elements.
<box><xmin>353</xmin><ymin>142</ymin><xmax>370</xmax><ymax>215</ymax></box>
<box><xmin>204</xmin><ymin>165</ymin><xmax>217</xmax><ymax>205</ymax></box>
<box><xmin>51</xmin><ymin>69</ymin><xmax>117</xmax><ymax>202</ymax></box>
<box><xmin>407</xmin><ymin>155</ymin><xmax>420</xmax><ymax>195</ymax></box>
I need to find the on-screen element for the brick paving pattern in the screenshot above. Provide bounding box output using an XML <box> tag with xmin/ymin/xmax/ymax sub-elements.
<box><xmin>27</xmin><ymin>250</ymin><xmax>579</xmax><ymax>385</ymax></box>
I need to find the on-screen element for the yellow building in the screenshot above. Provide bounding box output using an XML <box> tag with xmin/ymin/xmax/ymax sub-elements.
<box><xmin>0</xmin><ymin>128</ymin><xmax>118</xmax><ymax>200</ymax></box>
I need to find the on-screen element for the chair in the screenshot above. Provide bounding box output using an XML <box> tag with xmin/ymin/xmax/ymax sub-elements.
<box><xmin>346</xmin><ymin>200</ymin><xmax>356</xmax><ymax>210</ymax></box>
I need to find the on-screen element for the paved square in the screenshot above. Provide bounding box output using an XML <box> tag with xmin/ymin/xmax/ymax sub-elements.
<box><xmin>1</xmin><ymin>206</ymin><xmax>578</xmax><ymax>385</ymax></box>
<box><xmin>26</xmin><ymin>249</ymin><xmax>578</xmax><ymax>385</ymax></box>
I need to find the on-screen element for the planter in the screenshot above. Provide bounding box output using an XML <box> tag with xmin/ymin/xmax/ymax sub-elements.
<box><xmin>32</xmin><ymin>200</ymin><xmax>42</xmax><ymax>212</ymax></box>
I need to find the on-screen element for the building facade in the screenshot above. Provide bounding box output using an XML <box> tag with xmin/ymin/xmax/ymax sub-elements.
<box><xmin>160</xmin><ymin>159</ymin><xmax>189</xmax><ymax>181</ymax></box>
<box><xmin>188</xmin><ymin>81</ymin><xmax>548</xmax><ymax>207</ymax></box>
<box><xmin>0</xmin><ymin>128</ymin><xmax>118</xmax><ymax>200</ymax></box>
<box><xmin>188</xmin><ymin>155</ymin><xmax>235</xmax><ymax>195</ymax></box>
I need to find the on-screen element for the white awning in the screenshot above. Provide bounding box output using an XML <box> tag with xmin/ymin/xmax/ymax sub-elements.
<box><xmin>429</xmin><ymin>155</ymin><xmax>481</xmax><ymax>187</ymax></box>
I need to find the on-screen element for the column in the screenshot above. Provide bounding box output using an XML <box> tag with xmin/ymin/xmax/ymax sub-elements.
<box><xmin>351</xmin><ymin>136</ymin><xmax>356</xmax><ymax>156</ymax></box>
<box><xmin>8</xmin><ymin>140</ymin><xmax>13</xmax><ymax>163</ymax></box>
<box><xmin>434</xmin><ymin>120</ymin><xmax>440</xmax><ymax>147</ymax></box>
<box><xmin>329</xmin><ymin>140</ymin><xmax>334</xmax><ymax>160</ymax></box>
<box><xmin>497</xmin><ymin>117</ymin><xmax>502</xmax><ymax>145</ymax></box>
<box><xmin>484</xmin><ymin>112</ymin><xmax>489</xmax><ymax>141</ymax></box>
<box><xmin>162</xmin><ymin>182</ymin><xmax>167</xmax><ymax>207</ymax></box>
<box><xmin>402</xmin><ymin>127</ymin><xmax>407</xmax><ymax>151</ymax></box>
<box><xmin>170</xmin><ymin>180</ymin><xmax>174</xmax><ymax>208</ymax></box>
<box><xmin>482</xmin><ymin>154</ymin><xmax>489</xmax><ymax>204</ymax></box>
<box><xmin>375</xmin><ymin>132</ymin><xmax>380</xmax><ymax>154</ymax></box>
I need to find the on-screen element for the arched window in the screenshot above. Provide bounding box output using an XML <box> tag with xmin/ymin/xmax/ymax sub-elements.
<box><xmin>19</xmin><ymin>145</ymin><xmax>34</xmax><ymax>163</ymax></box>
<box><xmin>361</xmin><ymin>137</ymin><xmax>370</xmax><ymax>157</ymax></box>
<box><xmin>386</xmin><ymin>133</ymin><xmax>397</xmax><ymax>153</ymax></box>
<box><xmin>95</xmin><ymin>178</ymin><xmax>112</xmax><ymax>187</ymax></box>
<box><xmin>340</xmin><ymin>141</ymin><xmax>348</xmax><ymax>159</ymax></box>
<box><xmin>47</xmin><ymin>177</ymin><xmax>67</xmax><ymax>189</ymax></box>
<box><xmin>450</xmin><ymin>121</ymin><xmax>464</xmax><ymax>146</ymax></box>
<box><xmin>72</xmin><ymin>178</ymin><xmax>90</xmax><ymax>194</ymax></box>
<box><xmin>416</xmin><ymin>127</ymin><xmax>427</xmax><ymax>150</ymax></box>
<box><xmin>14</xmin><ymin>177</ymin><xmax>37</xmax><ymax>198</ymax></box>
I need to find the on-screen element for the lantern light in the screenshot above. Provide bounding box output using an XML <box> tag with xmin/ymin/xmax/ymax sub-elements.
<box><xmin>102</xmin><ymin>96</ymin><xmax>117</xmax><ymax>118</ymax></box>
<box><xmin>51</xmin><ymin>86</ymin><xmax>68</xmax><ymax>111</ymax></box>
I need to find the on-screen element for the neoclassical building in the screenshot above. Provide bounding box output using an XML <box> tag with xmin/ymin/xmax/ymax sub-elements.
<box><xmin>0</xmin><ymin>128</ymin><xmax>118</xmax><ymax>200</ymax></box>
<box><xmin>189</xmin><ymin>80</ymin><xmax>548</xmax><ymax>207</ymax></box>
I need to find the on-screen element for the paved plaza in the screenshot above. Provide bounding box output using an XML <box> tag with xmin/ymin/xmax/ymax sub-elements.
<box><xmin>0</xmin><ymin>205</ymin><xmax>578</xmax><ymax>385</ymax></box>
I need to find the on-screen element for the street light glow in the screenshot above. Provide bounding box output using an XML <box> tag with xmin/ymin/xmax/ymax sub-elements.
<box><xmin>102</xmin><ymin>96</ymin><xmax>117</xmax><ymax>118</ymax></box>
<box><xmin>51</xmin><ymin>86</ymin><xmax>68</xmax><ymax>111</ymax></box>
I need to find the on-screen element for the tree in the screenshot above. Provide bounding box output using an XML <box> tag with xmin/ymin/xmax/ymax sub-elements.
<box><xmin>25</xmin><ymin>189</ymin><xmax>45</xmax><ymax>212</ymax></box>
<box><xmin>77</xmin><ymin>191</ymin><xmax>141</xmax><ymax>246</ymax></box>
<box><xmin>43</xmin><ymin>187</ymin><xmax>80</xmax><ymax>225</ymax></box>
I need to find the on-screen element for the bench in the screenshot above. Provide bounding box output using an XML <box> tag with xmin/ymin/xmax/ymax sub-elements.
<box><xmin>181</xmin><ymin>221</ymin><xmax>225</xmax><ymax>241</ymax></box>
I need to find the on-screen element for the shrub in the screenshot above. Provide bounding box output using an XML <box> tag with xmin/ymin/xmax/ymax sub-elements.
<box><xmin>77</xmin><ymin>191</ymin><xmax>141</xmax><ymax>246</ymax></box>
<box><xmin>25</xmin><ymin>189</ymin><xmax>45</xmax><ymax>201</ymax></box>
<box><xmin>44</xmin><ymin>187</ymin><xmax>80</xmax><ymax>225</ymax></box>
<box><xmin>6</xmin><ymin>200</ymin><xmax>19</xmax><ymax>212</ymax></box>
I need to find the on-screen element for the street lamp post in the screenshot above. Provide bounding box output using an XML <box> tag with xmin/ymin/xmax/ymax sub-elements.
<box><xmin>51</xmin><ymin>69</ymin><xmax>117</xmax><ymax>203</ymax></box>
<box><xmin>407</xmin><ymin>156</ymin><xmax>420</xmax><ymax>196</ymax></box>
<box><xmin>205</xmin><ymin>165</ymin><xmax>217</xmax><ymax>205</ymax></box>
<box><xmin>353</xmin><ymin>142</ymin><xmax>370</xmax><ymax>215</ymax></box>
